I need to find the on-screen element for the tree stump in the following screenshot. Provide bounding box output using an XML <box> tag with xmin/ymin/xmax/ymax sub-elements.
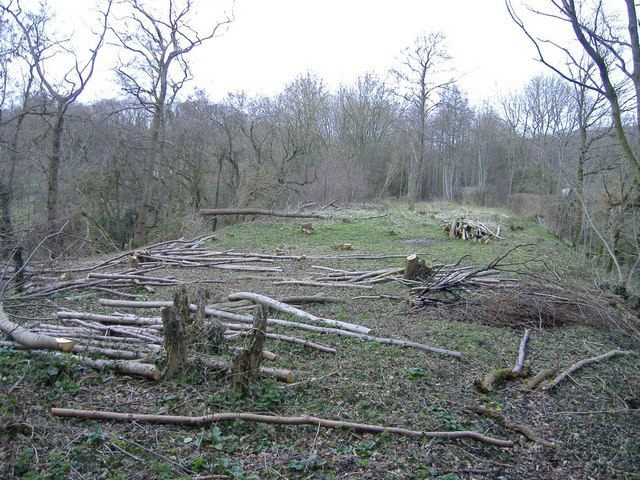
<box><xmin>162</xmin><ymin>305</ymin><xmax>187</xmax><ymax>379</ymax></box>
<box><xmin>231</xmin><ymin>305</ymin><xmax>268</xmax><ymax>394</ymax></box>
<box><xmin>404</xmin><ymin>254</ymin><xmax>431</xmax><ymax>280</ymax></box>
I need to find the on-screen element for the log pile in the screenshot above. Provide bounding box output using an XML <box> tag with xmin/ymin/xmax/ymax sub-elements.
<box><xmin>444</xmin><ymin>218</ymin><xmax>502</xmax><ymax>242</ymax></box>
<box><xmin>0</xmin><ymin>286</ymin><xmax>462</xmax><ymax>381</ymax></box>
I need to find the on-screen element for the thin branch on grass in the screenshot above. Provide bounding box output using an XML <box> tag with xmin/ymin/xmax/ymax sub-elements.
<box><xmin>51</xmin><ymin>408</ymin><xmax>515</xmax><ymax>447</ymax></box>
<box><xmin>469</xmin><ymin>406</ymin><xmax>555</xmax><ymax>448</ymax></box>
<box><xmin>542</xmin><ymin>350</ymin><xmax>640</xmax><ymax>391</ymax></box>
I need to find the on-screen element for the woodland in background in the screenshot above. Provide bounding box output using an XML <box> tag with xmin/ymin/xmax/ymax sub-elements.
<box><xmin>0</xmin><ymin>0</ymin><xmax>638</xmax><ymax>291</ymax></box>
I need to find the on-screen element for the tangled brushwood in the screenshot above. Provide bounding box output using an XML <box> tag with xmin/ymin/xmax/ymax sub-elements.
<box><xmin>450</xmin><ymin>284</ymin><xmax>639</xmax><ymax>334</ymax></box>
<box><xmin>410</xmin><ymin>245</ymin><xmax>531</xmax><ymax>308</ymax></box>
<box><xmin>410</xmin><ymin>245</ymin><xmax>640</xmax><ymax>343</ymax></box>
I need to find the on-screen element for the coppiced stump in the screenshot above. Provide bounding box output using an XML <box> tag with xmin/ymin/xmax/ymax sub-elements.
<box><xmin>231</xmin><ymin>305</ymin><xmax>268</xmax><ymax>394</ymax></box>
<box><xmin>161</xmin><ymin>304</ymin><xmax>187</xmax><ymax>379</ymax></box>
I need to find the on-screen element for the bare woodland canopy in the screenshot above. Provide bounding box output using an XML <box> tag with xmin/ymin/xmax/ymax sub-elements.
<box><xmin>0</xmin><ymin>0</ymin><xmax>638</xmax><ymax>285</ymax></box>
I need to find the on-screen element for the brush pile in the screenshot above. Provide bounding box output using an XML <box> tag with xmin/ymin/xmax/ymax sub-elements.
<box><xmin>410</xmin><ymin>249</ymin><xmax>520</xmax><ymax>309</ymax></box>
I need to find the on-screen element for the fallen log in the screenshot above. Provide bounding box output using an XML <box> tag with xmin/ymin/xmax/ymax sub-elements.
<box><xmin>51</xmin><ymin>408</ymin><xmax>514</xmax><ymax>447</ymax></box>
<box><xmin>473</xmin><ymin>366</ymin><xmax>531</xmax><ymax>393</ymax></box>
<box><xmin>279</xmin><ymin>295</ymin><xmax>344</xmax><ymax>305</ymax></box>
<box><xmin>87</xmin><ymin>272</ymin><xmax>180</xmax><ymax>284</ymax></box>
<box><xmin>513</xmin><ymin>329</ymin><xmax>531</xmax><ymax>374</ymax></box>
<box><xmin>99</xmin><ymin>299</ymin><xmax>173</xmax><ymax>309</ymax></box>
<box><xmin>61</xmin><ymin>318</ymin><xmax>161</xmax><ymax>342</ymax></box>
<box><xmin>226</xmin><ymin>292</ymin><xmax>371</xmax><ymax>335</ymax></box>
<box><xmin>56</xmin><ymin>311</ymin><xmax>162</xmax><ymax>327</ymax></box>
<box><xmin>1</xmin><ymin>304</ymin><xmax>74</xmax><ymax>352</ymax></box>
<box><xmin>34</xmin><ymin>350</ymin><xmax>160</xmax><ymax>380</ymax></box>
<box><xmin>244</xmin><ymin>332</ymin><xmax>336</xmax><ymax>355</ymax></box>
<box><xmin>0</xmin><ymin>340</ymin><xmax>143</xmax><ymax>360</ymax></box>
<box><xmin>273</xmin><ymin>280</ymin><xmax>374</xmax><ymax>290</ymax></box>
<box><xmin>199</xmin><ymin>208</ymin><xmax>329</xmax><ymax>219</ymax></box>
<box><xmin>543</xmin><ymin>350</ymin><xmax>640</xmax><ymax>391</ymax></box>
<box><xmin>212</xmin><ymin>308</ymin><xmax>459</xmax><ymax>357</ymax></box>
<box><xmin>197</xmin><ymin>357</ymin><xmax>294</xmax><ymax>383</ymax></box>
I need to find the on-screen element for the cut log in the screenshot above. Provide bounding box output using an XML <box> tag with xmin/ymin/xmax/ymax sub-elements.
<box><xmin>273</xmin><ymin>280</ymin><xmax>374</xmax><ymax>290</ymax></box>
<box><xmin>251</xmin><ymin>332</ymin><xmax>336</xmax><ymax>354</ymax></box>
<box><xmin>226</xmin><ymin>292</ymin><xmax>371</xmax><ymax>335</ymax></box>
<box><xmin>279</xmin><ymin>295</ymin><xmax>344</xmax><ymax>305</ymax></box>
<box><xmin>0</xmin><ymin>303</ymin><xmax>74</xmax><ymax>352</ymax></box>
<box><xmin>35</xmin><ymin>350</ymin><xmax>160</xmax><ymax>380</ymax></box>
<box><xmin>197</xmin><ymin>357</ymin><xmax>294</xmax><ymax>383</ymax></box>
<box><xmin>212</xmin><ymin>308</ymin><xmax>459</xmax><ymax>357</ymax></box>
<box><xmin>51</xmin><ymin>408</ymin><xmax>514</xmax><ymax>447</ymax></box>
<box><xmin>0</xmin><ymin>341</ymin><xmax>144</xmax><ymax>360</ymax></box>
<box><xmin>513</xmin><ymin>329</ymin><xmax>531</xmax><ymax>374</ymax></box>
<box><xmin>199</xmin><ymin>208</ymin><xmax>328</xmax><ymax>219</ymax></box>
<box><xmin>56</xmin><ymin>311</ymin><xmax>162</xmax><ymax>327</ymax></box>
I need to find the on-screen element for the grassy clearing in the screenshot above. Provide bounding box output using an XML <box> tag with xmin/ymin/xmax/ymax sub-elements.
<box><xmin>1</xmin><ymin>201</ymin><xmax>638</xmax><ymax>479</ymax></box>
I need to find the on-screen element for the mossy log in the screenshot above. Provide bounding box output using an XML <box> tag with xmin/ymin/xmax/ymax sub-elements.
<box><xmin>474</xmin><ymin>365</ymin><xmax>531</xmax><ymax>393</ymax></box>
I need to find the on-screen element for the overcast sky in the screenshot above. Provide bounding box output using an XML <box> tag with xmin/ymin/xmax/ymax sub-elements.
<box><xmin>53</xmin><ymin>0</ymin><xmax>558</xmax><ymax>106</ymax></box>
<box><xmin>189</xmin><ymin>0</ymin><xmax>553</xmax><ymax>105</ymax></box>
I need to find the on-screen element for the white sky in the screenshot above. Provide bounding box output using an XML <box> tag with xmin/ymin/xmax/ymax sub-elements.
<box><xmin>190</xmin><ymin>0</ymin><xmax>552</xmax><ymax>105</ymax></box>
<box><xmin>51</xmin><ymin>0</ymin><xmax>561</xmax><ymax>106</ymax></box>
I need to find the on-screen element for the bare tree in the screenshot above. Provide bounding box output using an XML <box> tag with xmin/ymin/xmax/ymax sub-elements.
<box><xmin>237</xmin><ymin>73</ymin><xmax>329</xmax><ymax>208</ymax></box>
<box><xmin>506</xmin><ymin>0</ymin><xmax>640</xmax><ymax>187</ymax></box>
<box><xmin>568</xmin><ymin>57</ymin><xmax>610</xmax><ymax>247</ymax></box>
<box><xmin>1</xmin><ymin>0</ymin><xmax>112</xmax><ymax>239</ymax></box>
<box><xmin>392</xmin><ymin>33</ymin><xmax>453</xmax><ymax>209</ymax></box>
<box><xmin>431</xmin><ymin>85</ymin><xmax>474</xmax><ymax>200</ymax></box>
<box><xmin>331</xmin><ymin>73</ymin><xmax>400</xmax><ymax>200</ymax></box>
<box><xmin>112</xmin><ymin>0</ymin><xmax>233</xmax><ymax>247</ymax></box>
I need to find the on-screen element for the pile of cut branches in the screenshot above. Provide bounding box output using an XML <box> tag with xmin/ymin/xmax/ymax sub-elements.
<box><xmin>410</xmin><ymin>248</ymin><xmax>522</xmax><ymax>309</ymax></box>
<box><xmin>444</xmin><ymin>281</ymin><xmax>640</xmax><ymax>339</ymax></box>
<box><xmin>444</xmin><ymin>218</ymin><xmax>501</xmax><ymax>242</ymax></box>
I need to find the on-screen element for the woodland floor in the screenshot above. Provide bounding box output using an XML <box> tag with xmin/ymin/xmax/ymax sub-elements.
<box><xmin>1</xmin><ymin>202</ymin><xmax>639</xmax><ymax>479</ymax></box>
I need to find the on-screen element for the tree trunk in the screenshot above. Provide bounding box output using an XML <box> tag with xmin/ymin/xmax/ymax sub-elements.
<box><xmin>572</xmin><ymin>125</ymin><xmax>587</xmax><ymax>247</ymax></box>
<box><xmin>0</xmin><ymin>185</ymin><xmax>13</xmax><ymax>260</ymax></box>
<box><xmin>46</xmin><ymin>108</ymin><xmax>65</xmax><ymax>237</ymax></box>
<box><xmin>199</xmin><ymin>208</ymin><xmax>328</xmax><ymax>219</ymax></box>
<box><xmin>407</xmin><ymin>152</ymin><xmax>423</xmax><ymax>210</ymax></box>
<box><xmin>0</xmin><ymin>103</ymin><xmax>27</xmax><ymax>260</ymax></box>
<box><xmin>132</xmin><ymin>100</ymin><xmax>165</xmax><ymax>248</ymax></box>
